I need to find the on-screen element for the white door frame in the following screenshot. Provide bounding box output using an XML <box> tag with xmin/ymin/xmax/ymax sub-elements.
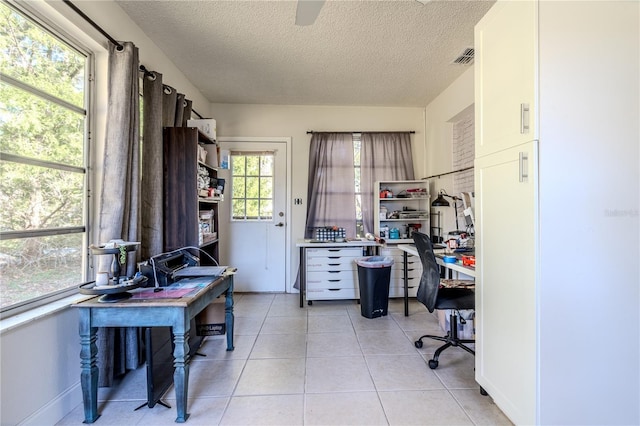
<box><xmin>218</xmin><ymin>136</ymin><xmax>293</xmax><ymax>293</ymax></box>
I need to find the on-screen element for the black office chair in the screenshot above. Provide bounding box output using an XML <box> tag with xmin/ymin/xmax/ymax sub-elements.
<box><xmin>412</xmin><ymin>231</ymin><xmax>475</xmax><ymax>369</ymax></box>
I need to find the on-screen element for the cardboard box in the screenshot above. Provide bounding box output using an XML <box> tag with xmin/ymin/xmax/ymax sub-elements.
<box><xmin>187</xmin><ymin>118</ymin><xmax>217</xmax><ymax>141</ymax></box>
<box><xmin>195</xmin><ymin>298</ymin><xmax>226</xmax><ymax>336</ymax></box>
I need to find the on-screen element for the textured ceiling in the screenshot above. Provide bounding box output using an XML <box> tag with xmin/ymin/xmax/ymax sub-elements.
<box><xmin>115</xmin><ymin>0</ymin><xmax>495</xmax><ymax>107</ymax></box>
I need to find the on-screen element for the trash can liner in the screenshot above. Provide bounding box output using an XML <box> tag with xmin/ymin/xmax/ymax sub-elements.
<box><xmin>355</xmin><ymin>256</ymin><xmax>394</xmax><ymax>268</ymax></box>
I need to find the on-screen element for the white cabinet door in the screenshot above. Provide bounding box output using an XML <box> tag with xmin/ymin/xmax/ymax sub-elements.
<box><xmin>474</xmin><ymin>140</ymin><xmax>538</xmax><ymax>425</ymax></box>
<box><xmin>475</xmin><ymin>0</ymin><xmax>538</xmax><ymax>158</ymax></box>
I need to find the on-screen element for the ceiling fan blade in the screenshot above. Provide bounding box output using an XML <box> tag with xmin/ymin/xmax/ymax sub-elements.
<box><xmin>295</xmin><ymin>0</ymin><xmax>325</xmax><ymax>26</ymax></box>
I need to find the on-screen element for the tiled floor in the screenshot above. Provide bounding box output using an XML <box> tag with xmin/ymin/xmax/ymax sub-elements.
<box><xmin>58</xmin><ymin>294</ymin><xmax>512</xmax><ymax>425</ymax></box>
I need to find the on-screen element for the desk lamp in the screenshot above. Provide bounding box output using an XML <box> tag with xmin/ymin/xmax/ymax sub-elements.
<box><xmin>431</xmin><ymin>190</ymin><xmax>462</xmax><ymax>231</ymax></box>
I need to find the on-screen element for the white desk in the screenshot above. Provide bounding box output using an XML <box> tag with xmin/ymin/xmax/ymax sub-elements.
<box><xmin>397</xmin><ymin>244</ymin><xmax>475</xmax><ymax>316</ymax></box>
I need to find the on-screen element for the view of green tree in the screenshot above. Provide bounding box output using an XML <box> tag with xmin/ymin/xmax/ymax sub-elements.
<box><xmin>0</xmin><ymin>4</ymin><xmax>85</xmax><ymax>107</ymax></box>
<box><xmin>231</xmin><ymin>154</ymin><xmax>274</xmax><ymax>220</ymax></box>
<box><xmin>0</xmin><ymin>3</ymin><xmax>87</xmax><ymax>310</ymax></box>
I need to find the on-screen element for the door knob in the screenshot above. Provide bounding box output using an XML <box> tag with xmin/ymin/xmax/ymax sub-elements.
<box><xmin>275</xmin><ymin>222</ymin><xmax>284</xmax><ymax>227</ymax></box>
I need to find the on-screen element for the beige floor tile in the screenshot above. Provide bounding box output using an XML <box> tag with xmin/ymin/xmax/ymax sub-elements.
<box><xmin>97</xmin><ymin>365</ymin><xmax>148</xmax><ymax>402</ymax></box>
<box><xmin>196</xmin><ymin>334</ymin><xmax>255</xmax><ymax>360</ymax></box>
<box><xmin>391</xmin><ymin>310</ymin><xmax>440</xmax><ymax>332</ymax></box>
<box><xmin>306</xmin><ymin>300</ymin><xmax>356</xmax><ymax>316</ymax></box>
<box><xmin>220</xmin><ymin>394</ymin><xmax>304</xmax><ymax>426</ymax></box>
<box><xmin>56</xmin><ymin>400</ymin><xmax>147</xmax><ymax>425</ymax></box>
<box><xmin>379</xmin><ymin>389</ymin><xmax>473</xmax><ymax>425</ymax></box>
<box><xmin>234</xmin><ymin>358</ymin><xmax>305</xmax><ymax>395</ymax></box>
<box><xmin>166</xmin><ymin>359</ymin><xmax>246</xmax><ymax>398</ymax></box>
<box><xmin>260</xmin><ymin>315</ymin><xmax>307</xmax><ymax>334</ymax></box>
<box><xmin>450</xmin><ymin>389</ymin><xmax>514</xmax><ymax>425</ymax></box>
<box><xmin>305</xmin><ymin>391</ymin><xmax>387</xmax><ymax>425</ymax></box>
<box><xmin>306</xmin><ymin>332</ymin><xmax>362</xmax><ymax>357</ymax></box>
<box><xmin>308</xmin><ymin>314</ymin><xmax>354</xmax><ymax>333</ymax></box>
<box><xmin>233</xmin><ymin>315</ymin><xmax>265</xmax><ymax>335</ymax></box>
<box><xmin>268</xmin><ymin>301</ymin><xmax>308</xmax><ymax>317</ymax></box>
<box><xmin>366</xmin><ymin>354</ymin><xmax>445</xmax><ymax>391</ymax></box>
<box><xmin>138</xmin><ymin>396</ymin><xmax>229</xmax><ymax>425</ymax></box>
<box><xmin>250</xmin><ymin>333</ymin><xmax>307</xmax><ymax>359</ymax></box>
<box><xmin>349</xmin><ymin>311</ymin><xmax>402</xmax><ymax>332</ymax></box>
<box><xmin>356</xmin><ymin>329</ymin><xmax>417</xmax><ymax>356</ymax></box>
<box><xmin>429</xmin><ymin>349</ymin><xmax>478</xmax><ymax>389</ymax></box>
<box><xmin>306</xmin><ymin>356</ymin><xmax>375</xmax><ymax>393</ymax></box>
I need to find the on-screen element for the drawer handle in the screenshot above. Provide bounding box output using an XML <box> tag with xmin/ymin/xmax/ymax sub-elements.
<box><xmin>328</xmin><ymin>256</ymin><xmax>341</xmax><ymax>259</ymax></box>
<box><xmin>328</xmin><ymin>263</ymin><xmax>340</xmax><ymax>266</ymax></box>
<box><xmin>328</xmin><ymin>249</ymin><xmax>340</xmax><ymax>252</ymax></box>
<box><xmin>328</xmin><ymin>280</ymin><xmax>341</xmax><ymax>282</ymax></box>
<box><xmin>328</xmin><ymin>271</ymin><xmax>340</xmax><ymax>273</ymax></box>
<box><xmin>328</xmin><ymin>288</ymin><xmax>340</xmax><ymax>291</ymax></box>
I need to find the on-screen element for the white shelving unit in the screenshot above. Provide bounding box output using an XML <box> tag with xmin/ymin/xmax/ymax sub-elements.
<box><xmin>374</xmin><ymin>180</ymin><xmax>430</xmax><ymax>299</ymax></box>
<box><xmin>374</xmin><ymin>180</ymin><xmax>430</xmax><ymax>243</ymax></box>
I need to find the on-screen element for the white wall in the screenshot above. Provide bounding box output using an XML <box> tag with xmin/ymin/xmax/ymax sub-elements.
<box><xmin>537</xmin><ymin>1</ymin><xmax>639</xmax><ymax>423</ymax></box>
<box><xmin>423</xmin><ymin>67</ymin><xmax>475</xmax><ymax>234</ymax></box>
<box><xmin>209</xmin><ymin>103</ymin><xmax>425</xmax><ymax>288</ymax></box>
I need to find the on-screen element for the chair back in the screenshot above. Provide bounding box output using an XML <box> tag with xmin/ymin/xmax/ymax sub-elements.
<box><xmin>412</xmin><ymin>231</ymin><xmax>441</xmax><ymax>313</ymax></box>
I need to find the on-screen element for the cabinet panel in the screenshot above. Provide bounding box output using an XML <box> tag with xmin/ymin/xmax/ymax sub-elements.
<box><xmin>474</xmin><ymin>140</ymin><xmax>538</xmax><ymax>425</ymax></box>
<box><xmin>475</xmin><ymin>0</ymin><xmax>538</xmax><ymax>157</ymax></box>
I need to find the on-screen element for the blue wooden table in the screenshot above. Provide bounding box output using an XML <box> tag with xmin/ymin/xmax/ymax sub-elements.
<box><xmin>74</xmin><ymin>274</ymin><xmax>234</xmax><ymax>423</ymax></box>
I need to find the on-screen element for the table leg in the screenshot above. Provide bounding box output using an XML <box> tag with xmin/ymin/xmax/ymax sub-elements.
<box><xmin>173</xmin><ymin>314</ymin><xmax>190</xmax><ymax>423</ymax></box>
<box><xmin>225</xmin><ymin>277</ymin><xmax>235</xmax><ymax>351</ymax></box>
<box><xmin>403</xmin><ymin>251</ymin><xmax>409</xmax><ymax>316</ymax></box>
<box><xmin>299</xmin><ymin>246</ymin><xmax>306</xmax><ymax>308</ymax></box>
<box><xmin>79</xmin><ymin>308</ymin><xmax>100</xmax><ymax>423</ymax></box>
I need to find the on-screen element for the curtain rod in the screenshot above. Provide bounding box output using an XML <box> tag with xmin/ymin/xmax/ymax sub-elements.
<box><xmin>62</xmin><ymin>0</ymin><xmax>123</xmax><ymax>51</ymax></box>
<box><xmin>422</xmin><ymin>166</ymin><xmax>474</xmax><ymax>180</ymax></box>
<box><xmin>138</xmin><ymin>65</ymin><xmax>203</xmax><ymax>119</ymax></box>
<box><xmin>307</xmin><ymin>130</ymin><xmax>415</xmax><ymax>134</ymax></box>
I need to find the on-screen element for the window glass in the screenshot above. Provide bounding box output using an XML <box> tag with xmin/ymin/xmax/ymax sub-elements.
<box><xmin>231</xmin><ymin>153</ymin><xmax>274</xmax><ymax>221</ymax></box>
<box><xmin>0</xmin><ymin>3</ymin><xmax>89</xmax><ymax>312</ymax></box>
<box><xmin>0</xmin><ymin>6</ymin><xmax>85</xmax><ymax>108</ymax></box>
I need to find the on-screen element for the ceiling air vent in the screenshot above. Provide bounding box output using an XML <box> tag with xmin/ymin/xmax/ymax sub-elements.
<box><xmin>452</xmin><ymin>47</ymin><xmax>474</xmax><ymax>65</ymax></box>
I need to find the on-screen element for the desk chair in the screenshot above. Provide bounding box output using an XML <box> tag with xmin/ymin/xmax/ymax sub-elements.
<box><xmin>412</xmin><ymin>231</ymin><xmax>475</xmax><ymax>369</ymax></box>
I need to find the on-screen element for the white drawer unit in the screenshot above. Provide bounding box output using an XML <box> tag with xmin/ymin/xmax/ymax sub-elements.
<box><xmin>380</xmin><ymin>246</ymin><xmax>422</xmax><ymax>298</ymax></box>
<box><xmin>305</xmin><ymin>246</ymin><xmax>364</xmax><ymax>303</ymax></box>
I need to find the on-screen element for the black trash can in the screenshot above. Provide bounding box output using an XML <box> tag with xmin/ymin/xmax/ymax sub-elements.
<box><xmin>355</xmin><ymin>256</ymin><xmax>394</xmax><ymax>319</ymax></box>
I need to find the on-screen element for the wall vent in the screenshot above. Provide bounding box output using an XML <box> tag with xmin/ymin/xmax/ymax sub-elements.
<box><xmin>452</xmin><ymin>47</ymin><xmax>474</xmax><ymax>65</ymax></box>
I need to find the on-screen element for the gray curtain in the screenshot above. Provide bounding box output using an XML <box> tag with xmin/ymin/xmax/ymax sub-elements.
<box><xmin>96</xmin><ymin>41</ymin><xmax>142</xmax><ymax>387</ymax></box>
<box><xmin>360</xmin><ymin>132</ymin><xmax>415</xmax><ymax>235</ymax></box>
<box><xmin>304</xmin><ymin>133</ymin><xmax>356</xmax><ymax>238</ymax></box>
<box><xmin>162</xmin><ymin>85</ymin><xmax>177</xmax><ymax>127</ymax></box>
<box><xmin>141</xmin><ymin>71</ymin><xmax>164</xmax><ymax>259</ymax></box>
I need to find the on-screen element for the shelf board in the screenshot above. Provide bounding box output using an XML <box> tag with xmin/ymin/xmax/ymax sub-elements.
<box><xmin>198</xmin><ymin>197</ymin><xmax>223</xmax><ymax>203</ymax></box>
<box><xmin>199</xmin><ymin>238</ymin><xmax>219</xmax><ymax>248</ymax></box>
<box><xmin>198</xmin><ymin>161</ymin><xmax>219</xmax><ymax>170</ymax></box>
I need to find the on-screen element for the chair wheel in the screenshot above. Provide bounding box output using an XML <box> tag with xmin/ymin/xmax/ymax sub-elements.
<box><xmin>414</xmin><ymin>340</ymin><xmax>423</xmax><ymax>348</ymax></box>
<box><xmin>428</xmin><ymin>359</ymin><xmax>439</xmax><ymax>369</ymax></box>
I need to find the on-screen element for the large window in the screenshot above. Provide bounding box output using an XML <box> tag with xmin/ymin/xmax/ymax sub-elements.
<box><xmin>0</xmin><ymin>2</ymin><xmax>90</xmax><ymax>313</ymax></box>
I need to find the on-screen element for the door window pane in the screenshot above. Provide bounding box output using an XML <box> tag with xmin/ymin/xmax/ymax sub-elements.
<box><xmin>231</xmin><ymin>153</ymin><xmax>274</xmax><ymax>221</ymax></box>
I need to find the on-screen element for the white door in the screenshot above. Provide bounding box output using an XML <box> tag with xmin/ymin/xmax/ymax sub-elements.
<box><xmin>218</xmin><ymin>140</ymin><xmax>288</xmax><ymax>292</ymax></box>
